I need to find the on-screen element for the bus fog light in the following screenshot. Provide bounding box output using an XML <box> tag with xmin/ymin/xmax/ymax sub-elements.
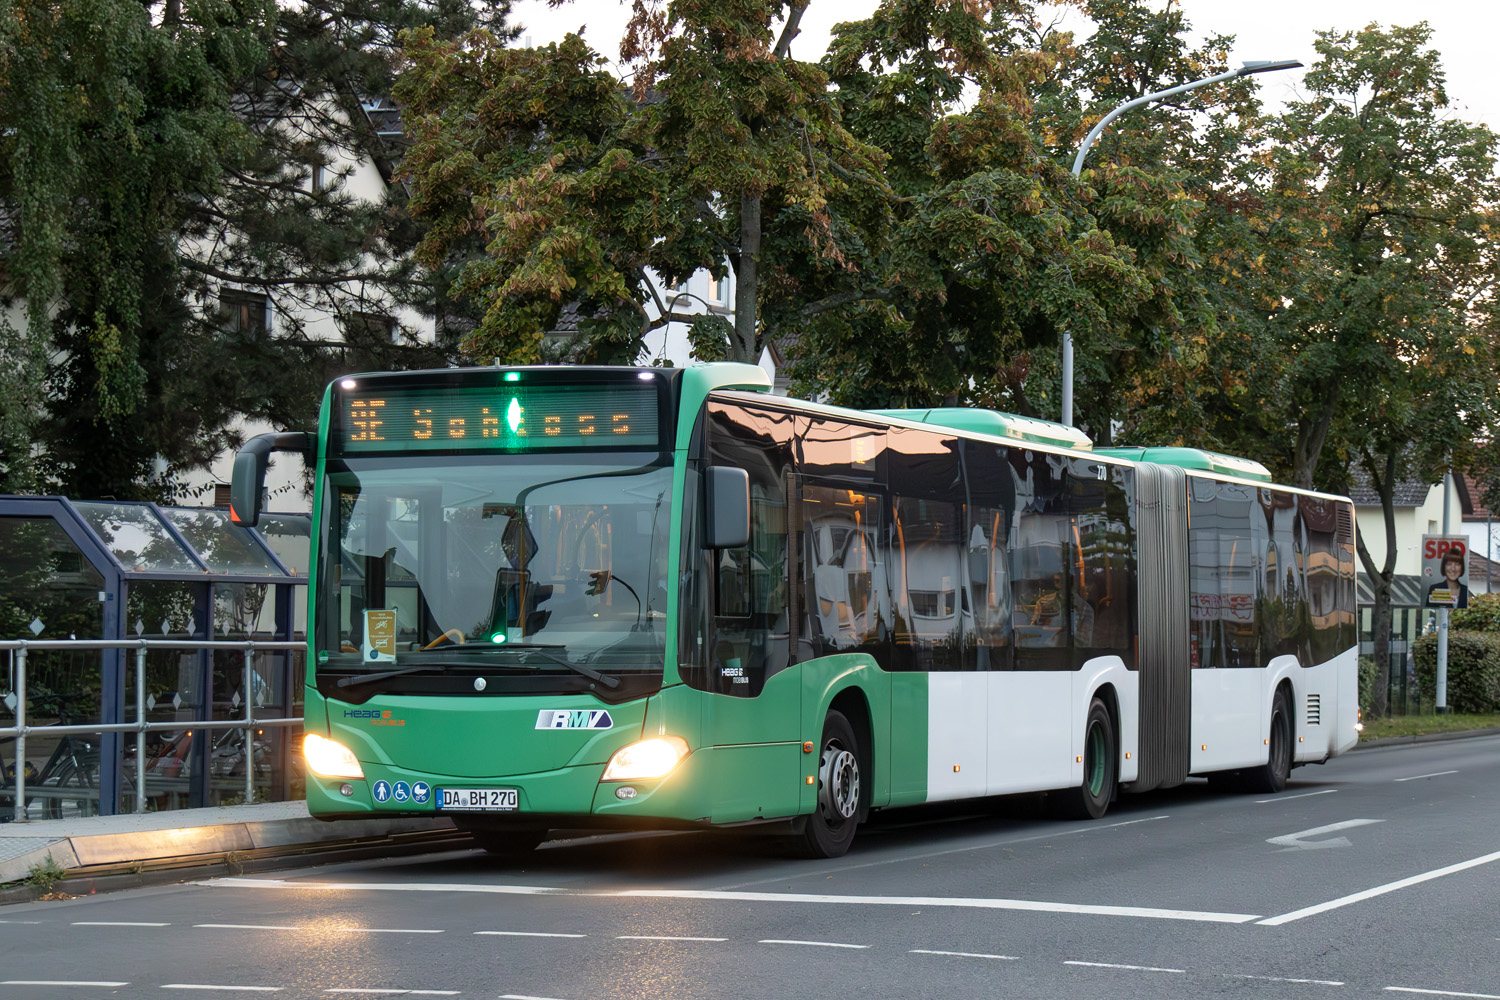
<box><xmin>305</xmin><ymin>733</ymin><xmax>365</xmax><ymax>779</ymax></box>
<box><xmin>339</xmin><ymin>783</ymin><xmax>354</xmax><ymax>797</ymax></box>
<box><xmin>615</xmin><ymin>786</ymin><xmax>638</xmax><ymax>800</ymax></box>
<box><xmin>602</xmin><ymin>736</ymin><xmax>689</xmax><ymax>781</ymax></box>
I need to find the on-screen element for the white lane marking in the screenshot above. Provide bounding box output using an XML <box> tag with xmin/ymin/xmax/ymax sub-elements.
<box><xmin>162</xmin><ymin>987</ymin><xmax>283</xmax><ymax>992</ymax></box>
<box><xmin>0</xmin><ymin>920</ymin><xmax>45</xmax><ymax>924</ymax></box>
<box><xmin>612</xmin><ymin>888</ymin><xmax>1260</xmax><ymax>924</ymax></box>
<box><xmin>1</xmin><ymin>983</ymin><xmax>129</xmax><ymax>988</ymax></box>
<box><xmin>759</xmin><ymin>939</ymin><xmax>869</xmax><ymax>949</ymax></box>
<box><xmin>1394</xmin><ymin>770</ymin><xmax>1459</xmax><ymax>783</ymax></box>
<box><xmin>728</xmin><ymin>815</ymin><xmax>1170</xmax><ymax>887</ymax></box>
<box><xmin>201</xmin><ymin>873</ymin><xmax>1257</xmax><ymax>924</ymax></box>
<box><xmin>1256</xmin><ymin>789</ymin><xmax>1338</xmax><ymax>804</ymax></box>
<box><xmin>71</xmin><ymin>921</ymin><xmax>170</xmax><ymax>927</ymax></box>
<box><xmin>475</xmin><ymin>931</ymin><xmax>585</xmax><ymax>938</ymax></box>
<box><xmin>1065</xmin><ymin>961</ymin><xmax>1184</xmax><ymax>973</ymax></box>
<box><xmin>195</xmin><ymin>924</ymin><xmax>304</xmax><ymax>931</ymax></box>
<box><xmin>199</xmin><ymin>877</ymin><xmax>564</xmax><ymax>895</ymax></box>
<box><xmin>324</xmin><ymin>991</ymin><xmax>461</xmax><ymax>996</ymax></box>
<box><xmin>500</xmin><ymin>995</ymin><xmax>569</xmax><ymax>1000</ymax></box>
<box><xmin>1384</xmin><ymin>989</ymin><xmax>1500</xmax><ymax>999</ymax></box>
<box><xmin>616</xmin><ymin>935</ymin><xmax>727</xmax><ymax>942</ymax></box>
<box><xmin>1225</xmin><ymin>974</ymin><xmax>1346</xmax><ymax>985</ymax></box>
<box><xmin>340</xmin><ymin>928</ymin><xmax>443</xmax><ymax>934</ymax></box>
<box><xmin>910</xmin><ymin>949</ymin><xmax>1018</xmax><ymax>961</ymax></box>
<box><xmin>1267</xmin><ymin>819</ymin><xmax>1384</xmax><ymax>851</ymax></box>
<box><xmin>1259</xmin><ymin>847</ymin><xmax>1500</xmax><ymax>926</ymax></box>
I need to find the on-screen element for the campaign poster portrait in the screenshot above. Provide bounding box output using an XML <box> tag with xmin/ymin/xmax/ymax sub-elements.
<box><xmin>1422</xmin><ymin>535</ymin><xmax>1470</xmax><ymax>609</ymax></box>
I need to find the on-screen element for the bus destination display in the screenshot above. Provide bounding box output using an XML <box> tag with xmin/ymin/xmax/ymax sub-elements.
<box><xmin>338</xmin><ymin>383</ymin><xmax>660</xmax><ymax>453</ymax></box>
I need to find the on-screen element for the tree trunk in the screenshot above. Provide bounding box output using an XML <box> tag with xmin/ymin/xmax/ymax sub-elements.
<box><xmin>1368</xmin><ymin>576</ymin><xmax>1393</xmax><ymax>718</ymax></box>
<box><xmin>732</xmin><ymin>193</ymin><xmax>760</xmax><ymax>364</ymax></box>
<box><xmin>1354</xmin><ymin>447</ymin><xmax>1401</xmax><ymax>718</ymax></box>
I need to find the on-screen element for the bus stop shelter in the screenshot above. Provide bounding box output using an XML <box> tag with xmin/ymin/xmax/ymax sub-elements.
<box><xmin>0</xmin><ymin>496</ymin><xmax>308</xmax><ymax>817</ymax></box>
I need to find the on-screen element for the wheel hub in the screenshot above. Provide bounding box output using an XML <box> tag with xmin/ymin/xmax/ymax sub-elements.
<box><xmin>818</xmin><ymin>744</ymin><xmax>860</xmax><ymax>823</ymax></box>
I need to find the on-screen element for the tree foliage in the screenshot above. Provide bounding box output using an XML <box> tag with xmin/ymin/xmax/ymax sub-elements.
<box><xmin>0</xmin><ymin>0</ymin><xmax>513</xmax><ymax>500</ymax></box>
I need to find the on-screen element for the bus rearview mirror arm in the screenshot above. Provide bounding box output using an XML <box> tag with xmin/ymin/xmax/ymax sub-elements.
<box><xmin>230</xmin><ymin>431</ymin><xmax>313</xmax><ymax>527</ymax></box>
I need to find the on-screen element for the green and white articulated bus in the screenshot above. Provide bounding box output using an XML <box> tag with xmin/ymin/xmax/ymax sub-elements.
<box><xmin>231</xmin><ymin>362</ymin><xmax>1361</xmax><ymax>859</ymax></box>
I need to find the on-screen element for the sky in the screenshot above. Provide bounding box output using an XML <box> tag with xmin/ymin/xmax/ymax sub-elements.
<box><xmin>507</xmin><ymin>0</ymin><xmax>1500</xmax><ymax>133</ymax></box>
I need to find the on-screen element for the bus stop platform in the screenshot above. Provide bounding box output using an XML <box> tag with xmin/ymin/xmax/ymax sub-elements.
<box><xmin>0</xmin><ymin>802</ymin><xmax>460</xmax><ymax>904</ymax></box>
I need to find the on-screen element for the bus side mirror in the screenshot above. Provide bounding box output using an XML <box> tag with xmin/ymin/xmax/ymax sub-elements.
<box><xmin>704</xmin><ymin>466</ymin><xmax>750</xmax><ymax>549</ymax></box>
<box><xmin>230</xmin><ymin>432</ymin><xmax>313</xmax><ymax>527</ymax></box>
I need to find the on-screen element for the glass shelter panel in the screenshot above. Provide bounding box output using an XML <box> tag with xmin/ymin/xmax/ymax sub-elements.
<box><xmin>73</xmin><ymin>502</ymin><xmax>197</xmax><ymax>573</ymax></box>
<box><xmin>160</xmin><ymin>508</ymin><xmax>286</xmax><ymax>576</ymax></box>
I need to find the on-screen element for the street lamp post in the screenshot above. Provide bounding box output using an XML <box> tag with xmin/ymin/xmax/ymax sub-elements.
<box><xmin>1061</xmin><ymin>59</ymin><xmax>1303</xmax><ymax>428</ymax></box>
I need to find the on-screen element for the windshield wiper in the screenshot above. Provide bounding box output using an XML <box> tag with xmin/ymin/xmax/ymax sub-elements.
<box><xmin>334</xmin><ymin>644</ymin><xmax>621</xmax><ymax>691</ymax></box>
<box><xmin>336</xmin><ymin>662</ymin><xmax>452</xmax><ymax>689</ymax></box>
<box><xmin>500</xmin><ymin>643</ymin><xmax>622</xmax><ymax>690</ymax></box>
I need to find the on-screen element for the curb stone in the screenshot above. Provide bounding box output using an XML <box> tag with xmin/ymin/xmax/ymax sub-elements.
<box><xmin>1354</xmin><ymin>725</ymin><xmax>1500</xmax><ymax>750</ymax></box>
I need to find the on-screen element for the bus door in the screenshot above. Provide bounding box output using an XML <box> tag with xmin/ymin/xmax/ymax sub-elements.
<box><xmin>701</xmin><ymin>399</ymin><xmax>800</xmax><ymax>822</ymax></box>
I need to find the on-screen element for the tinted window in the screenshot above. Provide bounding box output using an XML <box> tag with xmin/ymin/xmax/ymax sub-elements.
<box><xmin>1301</xmin><ymin>495</ymin><xmax>1341</xmax><ymax>664</ymax></box>
<box><xmin>886</xmin><ymin>429</ymin><xmax>966</xmax><ymax>671</ymax></box>
<box><xmin>963</xmin><ymin>441</ymin><xmax>1016</xmax><ymax>670</ymax></box>
<box><xmin>1189</xmin><ymin>478</ymin><xmax>1258</xmax><ymax>668</ymax></box>
<box><xmin>802</xmin><ymin>484</ymin><xmax>888</xmax><ymax>659</ymax></box>
<box><xmin>1012</xmin><ymin>450</ymin><xmax>1071</xmax><ymax>670</ymax></box>
<box><xmin>1069</xmin><ymin>460</ymin><xmax>1137</xmax><ymax>667</ymax></box>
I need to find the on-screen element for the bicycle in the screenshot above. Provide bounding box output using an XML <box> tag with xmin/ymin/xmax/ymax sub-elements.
<box><xmin>0</xmin><ymin>692</ymin><xmax>110</xmax><ymax>821</ymax></box>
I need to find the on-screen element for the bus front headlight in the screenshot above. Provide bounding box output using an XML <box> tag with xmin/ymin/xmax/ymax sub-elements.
<box><xmin>305</xmin><ymin>733</ymin><xmax>365</xmax><ymax>779</ymax></box>
<box><xmin>602</xmin><ymin>736</ymin><xmax>689</xmax><ymax>782</ymax></box>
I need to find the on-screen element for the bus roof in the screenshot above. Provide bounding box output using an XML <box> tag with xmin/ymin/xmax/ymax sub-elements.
<box><xmin>865</xmin><ymin>408</ymin><xmax>1094</xmax><ymax>452</ymax></box>
<box><xmin>1094</xmin><ymin>447</ymin><xmax>1273</xmax><ymax>482</ymax></box>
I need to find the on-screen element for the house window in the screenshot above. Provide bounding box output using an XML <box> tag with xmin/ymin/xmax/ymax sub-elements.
<box><xmin>715</xmin><ymin>275</ymin><xmax>730</xmax><ymax>305</ymax></box>
<box><xmin>311</xmin><ymin>163</ymin><xmax>329</xmax><ymax>192</ymax></box>
<box><xmin>221</xmin><ymin>290</ymin><xmax>270</xmax><ymax>339</ymax></box>
<box><xmin>346</xmin><ymin>311</ymin><xmax>399</xmax><ymax>344</ymax></box>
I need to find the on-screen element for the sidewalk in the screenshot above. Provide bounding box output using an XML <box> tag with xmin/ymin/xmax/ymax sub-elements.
<box><xmin>0</xmin><ymin>801</ymin><xmax>459</xmax><ymax>903</ymax></box>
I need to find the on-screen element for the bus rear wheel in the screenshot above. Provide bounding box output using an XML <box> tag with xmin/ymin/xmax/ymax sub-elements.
<box><xmin>1242</xmin><ymin>689</ymin><xmax>1293</xmax><ymax>794</ymax></box>
<box><xmin>1050</xmin><ymin>698</ymin><xmax>1116</xmax><ymax>821</ymax></box>
<box><xmin>794</xmin><ymin>710</ymin><xmax>863</xmax><ymax>859</ymax></box>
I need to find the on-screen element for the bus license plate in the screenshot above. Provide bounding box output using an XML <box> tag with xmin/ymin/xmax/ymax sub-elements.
<box><xmin>438</xmin><ymin>788</ymin><xmax>518</xmax><ymax>811</ymax></box>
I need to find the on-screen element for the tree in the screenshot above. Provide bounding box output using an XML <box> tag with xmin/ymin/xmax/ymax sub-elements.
<box><xmin>397</xmin><ymin>1</ymin><xmax>884</xmax><ymax>367</ymax></box>
<box><xmin>1156</xmin><ymin>23</ymin><xmax>1499</xmax><ymax>714</ymax></box>
<box><xmin>0</xmin><ymin>0</ymin><xmax>513</xmax><ymax>501</ymax></box>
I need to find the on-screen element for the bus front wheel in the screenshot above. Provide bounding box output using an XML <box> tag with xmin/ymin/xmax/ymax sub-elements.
<box><xmin>1050</xmin><ymin>698</ymin><xmax>1116</xmax><ymax>821</ymax></box>
<box><xmin>795</xmin><ymin>710</ymin><xmax>863</xmax><ymax>859</ymax></box>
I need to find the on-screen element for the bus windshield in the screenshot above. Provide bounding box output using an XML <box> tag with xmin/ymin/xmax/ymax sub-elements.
<box><xmin>318</xmin><ymin>456</ymin><xmax>673</xmax><ymax>681</ymax></box>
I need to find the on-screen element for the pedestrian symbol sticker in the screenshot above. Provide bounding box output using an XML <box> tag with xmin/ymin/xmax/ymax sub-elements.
<box><xmin>372</xmin><ymin>780</ymin><xmax>392</xmax><ymax>803</ymax></box>
<box><xmin>393</xmin><ymin>781</ymin><xmax>411</xmax><ymax>803</ymax></box>
<box><xmin>412</xmin><ymin>782</ymin><xmax>430</xmax><ymax>804</ymax></box>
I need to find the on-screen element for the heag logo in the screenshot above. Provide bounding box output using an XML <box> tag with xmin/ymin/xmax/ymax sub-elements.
<box><xmin>535</xmin><ymin>709</ymin><xmax>613</xmax><ymax>730</ymax></box>
<box><xmin>344</xmin><ymin>709</ymin><xmax>405</xmax><ymax>726</ymax></box>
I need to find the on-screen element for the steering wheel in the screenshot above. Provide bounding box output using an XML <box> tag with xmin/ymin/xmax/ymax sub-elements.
<box><xmin>421</xmin><ymin>628</ymin><xmax>468</xmax><ymax>650</ymax></box>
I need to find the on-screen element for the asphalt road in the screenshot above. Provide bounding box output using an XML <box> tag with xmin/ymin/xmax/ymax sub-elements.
<box><xmin>3</xmin><ymin>735</ymin><xmax>1499</xmax><ymax>999</ymax></box>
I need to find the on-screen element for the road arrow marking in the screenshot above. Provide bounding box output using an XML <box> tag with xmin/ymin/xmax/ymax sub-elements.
<box><xmin>1267</xmin><ymin>819</ymin><xmax>1384</xmax><ymax>851</ymax></box>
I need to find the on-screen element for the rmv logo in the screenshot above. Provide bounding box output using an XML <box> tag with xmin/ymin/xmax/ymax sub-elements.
<box><xmin>535</xmin><ymin>709</ymin><xmax>613</xmax><ymax>730</ymax></box>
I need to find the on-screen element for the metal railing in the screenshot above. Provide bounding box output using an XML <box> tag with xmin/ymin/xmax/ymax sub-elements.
<box><xmin>1</xmin><ymin>639</ymin><xmax>304</xmax><ymax>822</ymax></box>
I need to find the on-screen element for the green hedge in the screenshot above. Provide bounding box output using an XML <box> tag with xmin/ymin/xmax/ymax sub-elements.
<box><xmin>1358</xmin><ymin>655</ymin><xmax>1378</xmax><ymax>711</ymax></box>
<box><xmin>1452</xmin><ymin>592</ymin><xmax>1500</xmax><ymax>632</ymax></box>
<box><xmin>1412</xmin><ymin>632</ymin><xmax>1500</xmax><ymax>713</ymax></box>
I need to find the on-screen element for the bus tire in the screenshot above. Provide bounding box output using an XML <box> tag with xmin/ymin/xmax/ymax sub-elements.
<box><xmin>1242</xmin><ymin>688</ymin><xmax>1293</xmax><ymax>794</ymax></box>
<box><xmin>795</xmin><ymin>710</ymin><xmax>863</xmax><ymax>859</ymax></box>
<box><xmin>1050</xmin><ymin>698</ymin><xmax>1116</xmax><ymax>821</ymax></box>
<box><xmin>464</xmin><ymin>826</ymin><xmax>546</xmax><ymax>860</ymax></box>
